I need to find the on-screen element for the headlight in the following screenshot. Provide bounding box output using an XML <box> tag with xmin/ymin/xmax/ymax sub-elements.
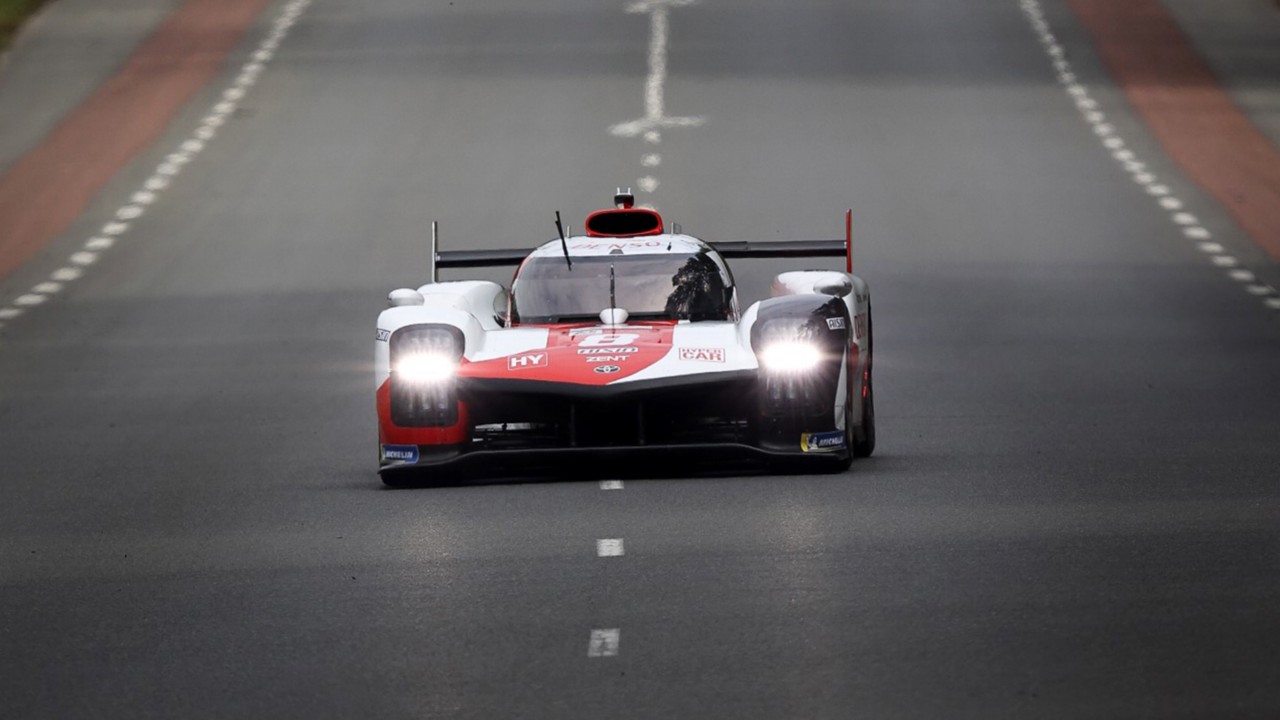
<box><xmin>759</xmin><ymin>341</ymin><xmax>822</xmax><ymax>372</ymax></box>
<box><xmin>395</xmin><ymin>352</ymin><xmax>456</xmax><ymax>383</ymax></box>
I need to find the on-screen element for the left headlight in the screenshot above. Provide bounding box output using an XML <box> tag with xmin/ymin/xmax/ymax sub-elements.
<box><xmin>389</xmin><ymin>324</ymin><xmax>465</xmax><ymax>428</ymax></box>
<box><xmin>395</xmin><ymin>353</ymin><xmax>456</xmax><ymax>383</ymax></box>
<box><xmin>759</xmin><ymin>341</ymin><xmax>822</xmax><ymax>373</ymax></box>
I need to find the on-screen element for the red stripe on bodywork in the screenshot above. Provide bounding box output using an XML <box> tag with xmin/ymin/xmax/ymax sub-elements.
<box><xmin>460</xmin><ymin>323</ymin><xmax>677</xmax><ymax>386</ymax></box>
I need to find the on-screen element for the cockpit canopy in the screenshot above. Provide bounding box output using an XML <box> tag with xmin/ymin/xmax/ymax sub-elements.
<box><xmin>511</xmin><ymin>244</ymin><xmax>736</xmax><ymax>324</ymax></box>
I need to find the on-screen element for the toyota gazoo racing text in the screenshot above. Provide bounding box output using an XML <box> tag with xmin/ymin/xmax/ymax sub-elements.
<box><xmin>374</xmin><ymin>191</ymin><xmax>874</xmax><ymax>485</ymax></box>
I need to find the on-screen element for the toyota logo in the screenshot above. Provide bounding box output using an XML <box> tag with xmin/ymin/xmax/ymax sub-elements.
<box><xmin>594</xmin><ymin>365</ymin><xmax>621</xmax><ymax>374</ymax></box>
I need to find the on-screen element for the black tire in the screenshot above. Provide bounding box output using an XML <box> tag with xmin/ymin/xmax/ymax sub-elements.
<box><xmin>828</xmin><ymin>387</ymin><xmax>855</xmax><ymax>472</ymax></box>
<box><xmin>853</xmin><ymin>381</ymin><xmax>875</xmax><ymax>458</ymax></box>
<box><xmin>852</xmin><ymin>307</ymin><xmax>875</xmax><ymax>458</ymax></box>
<box><xmin>380</xmin><ymin>470</ymin><xmax>409</xmax><ymax>487</ymax></box>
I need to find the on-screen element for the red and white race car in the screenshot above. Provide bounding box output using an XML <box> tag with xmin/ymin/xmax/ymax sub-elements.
<box><xmin>375</xmin><ymin>191</ymin><xmax>874</xmax><ymax>485</ymax></box>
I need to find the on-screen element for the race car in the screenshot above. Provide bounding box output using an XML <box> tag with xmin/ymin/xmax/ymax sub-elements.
<box><xmin>375</xmin><ymin>190</ymin><xmax>874</xmax><ymax>485</ymax></box>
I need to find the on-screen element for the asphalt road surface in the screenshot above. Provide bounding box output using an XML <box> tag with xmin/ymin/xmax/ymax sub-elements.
<box><xmin>3</xmin><ymin>0</ymin><xmax>1279</xmax><ymax>717</ymax></box>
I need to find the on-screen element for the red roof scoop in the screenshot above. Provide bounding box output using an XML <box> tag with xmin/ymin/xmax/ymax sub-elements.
<box><xmin>585</xmin><ymin>188</ymin><xmax>664</xmax><ymax>237</ymax></box>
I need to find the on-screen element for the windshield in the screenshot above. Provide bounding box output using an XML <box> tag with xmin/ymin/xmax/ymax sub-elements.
<box><xmin>512</xmin><ymin>252</ymin><xmax>732</xmax><ymax>324</ymax></box>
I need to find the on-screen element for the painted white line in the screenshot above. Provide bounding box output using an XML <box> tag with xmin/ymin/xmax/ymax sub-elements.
<box><xmin>1158</xmin><ymin>197</ymin><xmax>1183</xmax><ymax>210</ymax></box>
<box><xmin>611</xmin><ymin>0</ymin><xmax>702</xmax><ymax>203</ymax></box>
<box><xmin>1172</xmin><ymin>213</ymin><xmax>1199</xmax><ymax>226</ymax></box>
<box><xmin>599</xmin><ymin>480</ymin><xmax>624</xmax><ymax>490</ymax></box>
<box><xmin>1183</xmin><ymin>226</ymin><xmax>1211</xmax><ymax>240</ymax></box>
<box><xmin>1197</xmin><ymin>242</ymin><xmax>1224</xmax><ymax>253</ymax></box>
<box><xmin>1229</xmin><ymin>269</ymin><xmax>1255</xmax><ymax>282</ymax></box>
<box><xmin>1211</xmin><ymin>255</ymin><xmax>1238</xmax><ymax>267</ymax></box>
<box><xmin>588</xmin><ymin>629</ymin><xmax>620</xmax><ymax>657</ymax></box>
<box><xmin>610</xmin><ymin>0</ymin><xmax>705</xmax><ymax>141</ymax></box>
<box><xmin>0</xmin><ymin>0</ymin><xmax>313</xmax><ymax>334</ymax></box>
<box><xmin>1267</xmin><ymin>298</ymin><xmax>1280</xmax><ymax>310</ymax></box>
<box><xmin>597</xmin><ymin>538</ymin><xmax>625</xmax><ymax>557</ymax></box>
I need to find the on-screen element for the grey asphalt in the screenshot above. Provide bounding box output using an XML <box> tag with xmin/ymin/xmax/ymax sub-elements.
<box><xmin>0</xmin><ymin>0</ymin><xmax>186</xmax><ymax>172</ymax></box>
<box><xmin>2</xmin><ymin>0</ymin><xmax>1280</xmax><ymax>717</ymax></box>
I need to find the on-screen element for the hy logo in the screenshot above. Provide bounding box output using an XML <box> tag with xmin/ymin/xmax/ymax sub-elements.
<box><xmin>508</xmin><ymin>353</ymin><xmax>547</xmax><ymax>370</ymax></box>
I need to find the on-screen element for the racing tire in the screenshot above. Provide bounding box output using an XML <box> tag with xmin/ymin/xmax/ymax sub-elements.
<box><xmin>852</xmin><ymin>381</ymin><xmax>875</xmax><ymax>458</ymax></box>
<box><xmin>852</xmin><ymin>307</ymin><xmax>875</xmax><ymax>458</ymax></box>
<box><xmin>380</xmin><ymin>470</ymin><xmax>409</xmax><ymax>488</ymax></box>
<box><xmin>828</xmin><ymin>392</ymin><xmax>855</xmax><ymax>472</ymax></box>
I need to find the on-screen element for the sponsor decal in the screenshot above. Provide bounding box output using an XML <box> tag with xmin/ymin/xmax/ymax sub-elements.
<box><xmin>800</xmin><ymin>430</ymin><xmax>846</xmax><ymax>453</ymax></box>
<box><xmin>571</xmin><ymin>240</ymin><xmax>663</xmax><ymax>251</ymax></box>
<box><xmin>382</xmin><ymin>444</ymin><xmax>419</xmax><ymax>463</ymax></box>
<box><xmin>853</xmin><ymin>312</ymin><xmax>867</xmax><ymax>340</ymax></box>
<box><xmin>578</xmin><ymin>347</ymin><xmax>639</xmax><ymax>355</ymax></box>
<box><xmin>507</xmin><ymin>352</ymin><xmax>548</xmax><ymax>370</ymax></box>
<box><xmin>568</xmin><ymin>326</ymin><xmax>653</xmax><ymax>336</ymax></box>
<box><xmin>594</xmin><ymin>365</ymin><xmax>622</xmax><ymax>374</ymax></box>
<box><xmin>587</xmin><ymin>355</ymin><xmax>629</xmax><ymax>363</ymax></box>
<box><xmin>376</xmin><ymin>328</ymin><xmax>390</xmax><ymax>342</ymax></box>
<box><xmin>826</xmin><ymin>317</ymin><xmax>846</xmax><ymax>331</ymax></box>
<box><xmin>579</xmin><ymin>332</ymin><xmax>639</xmax><ymax>347</ymax></box>
<box><xmin>679</xmin><ymin>347</ymin><xmax>725</xmax><ymax>363</ymax></box>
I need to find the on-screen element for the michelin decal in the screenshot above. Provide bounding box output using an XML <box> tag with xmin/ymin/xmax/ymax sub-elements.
<box><xmin>800</xmin><ymin>430</ymin><xmax>845</xmax><ymax>453</ymax></box>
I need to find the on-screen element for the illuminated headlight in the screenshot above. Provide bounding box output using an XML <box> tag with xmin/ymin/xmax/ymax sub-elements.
<box><xmin>395</xmin><ymin>353</ymin><xmax>456</xmax><ymax>383</ymax></box>
<box><xmin>759</xmin><ymin>341</ymin><xmax>822</xmax><ymax>373</ymax></box>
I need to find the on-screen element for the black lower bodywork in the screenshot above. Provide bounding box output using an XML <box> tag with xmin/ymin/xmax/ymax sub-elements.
<box><xmin>380</xmin><ymin>370</ymin><xmax>852</xmax><ymax>484</ymax></box>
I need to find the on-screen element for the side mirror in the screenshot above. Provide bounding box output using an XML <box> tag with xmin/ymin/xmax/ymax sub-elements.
<box><xmin>493</xmin><ymin>289</ymin><xmax>510</xmax><ymax>327</ymax></box>
<box><xmin>815</xmin><ymin>277</ymin><xmax>853</xmax><ymax>297</ymax></box>
<box><xmin>387</xmin><ymin>288</ymin><xmax>424</xmax><ymax>307</ymax></box>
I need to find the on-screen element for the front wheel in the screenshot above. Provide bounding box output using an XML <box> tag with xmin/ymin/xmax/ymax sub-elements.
<box><xmin>852</xmin><ymin>379</ymin><xmax>875</xmax><ymax>458</ymax></box>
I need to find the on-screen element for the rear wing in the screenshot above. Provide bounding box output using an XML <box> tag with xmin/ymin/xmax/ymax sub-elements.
<box><xmin>429</xmin><ymin>210</ymin><xmax>856</xmax><ymax>280</ymax></box>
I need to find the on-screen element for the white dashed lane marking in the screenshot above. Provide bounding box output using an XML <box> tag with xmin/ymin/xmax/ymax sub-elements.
<box><xmin>610</xmin><ymin>0</ymin><xmax>704</xmax><ymax>203</ymax></box>
<box><xmin>588</xmin><ymin>629</ymin><xmax>621</xmax><ymax>658</ymax></box>
<box><xmin>597</xmin><ymin>538</ymin><xmax>625</xmax><ymax>557</ymax></box>
<box><xmin>1017</xmin><ymin>0</ymin><xmax>1278</xmax><ymax>312</ymax></box>
<box><xmin>0</xmin><ymin>0</ymin><xmax>313</xmax><ymax>331</ymax></box>
<box><xmin>599</xmin><ymin>480</ymin><xmax>624</xmax><ymax>490</ymax></box>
